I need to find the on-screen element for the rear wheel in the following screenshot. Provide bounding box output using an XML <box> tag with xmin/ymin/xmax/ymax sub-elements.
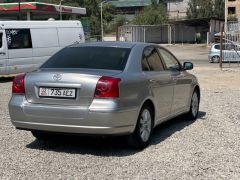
<box><xmin>128</xmin><ymin>105</ymin><xmax>153</xmax><ymax>149</ymax></box>
<box><xmin>186</xmin><ymin>90</ymin><xmax>199</xmax><ymax>120</ymax></box>
<box><xmin>211</xmin><ymin>56</ymin><xmax>220</xmax><ymax>63</ymax></box>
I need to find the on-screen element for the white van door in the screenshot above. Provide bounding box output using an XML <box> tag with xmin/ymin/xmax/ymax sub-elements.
<box><xmin>6</xmin><ymin>28</ymin><xmax>33</xmax><ymax>74</ymax></box>
<box><xmin>0</xmin><ymin>30</ymin><xmax>8</xmax><ymax>75</ymax></box>
<box><xmin>31</xmin><ymin>28</ymin><xmax>61</xmax><ymax>68</ymax></box>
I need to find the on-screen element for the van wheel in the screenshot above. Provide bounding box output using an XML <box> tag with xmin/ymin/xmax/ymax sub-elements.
<box><xmin>186</xmin><ymin>90</ymin><xmax>199</xmax><ymax>121</ymax></box>
<box><xmin>212</xmin><ymin>56</ymin><xmax>220</xmax><ymax>63</ymax></box>
<box><xmin>31</xmin><ymin>131</ymin><xmax>53</xmax><ymax>140</ymax></box>
<box><xmin>128</xmin><ymin>105</ymin><xmax>153</xmax><ymax>149</ymax></box>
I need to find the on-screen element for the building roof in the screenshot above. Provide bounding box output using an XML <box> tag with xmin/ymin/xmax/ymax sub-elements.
<box><xmin>0</xmin><ymin>2</ymin><xmax>86</xmax><ymax>15</ymax></box>
<box><xmin>109</xmin><ymin>0</ymin><xmax>153</xmax><ymax>8</ymax></box>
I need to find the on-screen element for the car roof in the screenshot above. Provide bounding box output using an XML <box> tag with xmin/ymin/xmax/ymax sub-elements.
<box><xmin>69</xmin><ymin>41</ymin><xmax>156</xmax><ymax>48</ymax></box>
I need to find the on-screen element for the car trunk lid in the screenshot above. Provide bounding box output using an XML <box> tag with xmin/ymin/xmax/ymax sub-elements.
<box><xmin>24</xmin><ymin>69</ymin><xmax>122</xmax><ymax>106</ymax></box>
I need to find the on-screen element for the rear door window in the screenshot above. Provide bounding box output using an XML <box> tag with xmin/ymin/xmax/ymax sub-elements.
<box><xmin>142</xmin><ymin>47</ymin><xmax>164</xmax><ymax>71</ymax></box>
<box><xmin>6</xmin><ymin>29</ymin><xmax>32</xmax><ymax>49</ymax></box>
<box><xmin>41</xmin><ymin>46</ymin><xmax>131</xmax><ymax>71</ymax></box>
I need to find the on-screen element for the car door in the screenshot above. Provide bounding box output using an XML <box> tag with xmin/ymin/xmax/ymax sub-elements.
<box><xmin>6</xmin><ymin>28</ymin><xmax>33</xmax><ymax>74</ymax></box>
<box><xmin>142</xmin><ymin>46</ymin><xmax>174</xmax><ymax>122</ymax></box>
<box><xmin>0</xmin><ymin>30</ymin><xmax>8</xmax><ymax>75</ymax></box>
<box><xmin>158</xmin><ymin>48</ymin><xmax>191</xmax><ymax>114</ymax></box>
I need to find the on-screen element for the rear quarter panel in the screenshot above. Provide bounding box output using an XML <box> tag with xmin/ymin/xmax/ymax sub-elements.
<box><xmin>116</xmin><ymin>44</ymin><xmax>154</xmax><ymax>127</ymax></box>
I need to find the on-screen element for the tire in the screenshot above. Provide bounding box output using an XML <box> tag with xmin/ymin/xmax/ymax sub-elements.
<box><xmin>128</xmin><ymin>105</ymin><xmax>153</xmax><ymax>149</ymax></box>
<box><xmin>186</xmin><ymin>90</ymin><xmax>200</xmax><ymax>121</ymax></box>
<box><xmin>31</xmin><ymin>131</ymin><xmax>53</xmax><ymax>140</ymax></box>
<box><xmin>212</xmin><ymin>56</ymin><xmax>220</xmax><ymax>63</ymax></box>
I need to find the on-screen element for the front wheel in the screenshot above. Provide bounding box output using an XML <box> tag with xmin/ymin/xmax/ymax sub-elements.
<box><xmin>211</xmin><ymin>56</ymin><xmax>220</xmax><ymax>63</ymax></box>
<box><xmin>128</xmin><ymin>105</ymin><xmax>153</xmax><ymax>149</ymax></box>
<box><xmin>186</xmin><ymin>90</ymin><xmax>200</xmax><ymax>120</ymax></box>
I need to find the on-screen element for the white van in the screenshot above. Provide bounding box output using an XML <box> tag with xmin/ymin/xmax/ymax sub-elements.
<box><xmin>0</xmin><ymin>20</ymin><xmax>85</xmax><ymax>76</ymax></box>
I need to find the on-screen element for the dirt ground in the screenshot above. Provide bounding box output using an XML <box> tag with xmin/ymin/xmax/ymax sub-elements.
<box><xmin>190</xmin><ymin>66</ymin><xmax>240</xmax><ymax>91</ymax></box>
<box><xmin>165</xmin><ymin>44</ymin><xmax>240</xmax><ymax>91</ymax></box>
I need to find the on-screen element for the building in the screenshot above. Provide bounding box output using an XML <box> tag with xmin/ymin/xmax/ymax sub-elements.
<box><xmin>109</xmin><ymin>0</ymin><xmax>189</xmax><ymax>20</ymax></box>
<box><xmin>164</xmin><ymin>0</ymin><xmax>189</xmax><ymax>20</ymax></box>
<box><xmin>109</xmin><ymin>0</ymin><xmax>155</xmax><ymax>21</ymax></box>
<box><xmin>226</xmin><ymin>0</ymin><xmax>240</xmax><ymax>21</ymax></box>
<box><xmin>0</xmin><ymin>2</ymin><xmax>86</xmax><ymax>20</ymax></box>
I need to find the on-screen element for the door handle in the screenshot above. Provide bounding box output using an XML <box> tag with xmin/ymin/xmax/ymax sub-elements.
<box><xmin>149</xmin><ymin>79</ymin><xmax>156</xmax><ymax>83</ymax></box>
<box><xmin>172</xmin><ymin>77</ymin><xmax>177</xmax><ymax>81</ymax></box>
<box><xmin>0</xmin><ymin>52</ymin><xmax>6</xmax><ymax>55</ymax></box>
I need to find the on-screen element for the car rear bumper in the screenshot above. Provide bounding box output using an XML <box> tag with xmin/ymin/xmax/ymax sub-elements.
<box><xmin>9</xmin><ymin>95</ymin><xmax>138</xmax><ymax>135</ymax></box>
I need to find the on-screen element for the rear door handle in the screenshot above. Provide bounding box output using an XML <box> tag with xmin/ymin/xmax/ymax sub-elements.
<box><xmin>149</xmin><ymin>79</ymin><xmax>156</xmax><ymax>83</ymax></box>
<box><xmin>172</xmin><ymin>77</ymin><xmax>177</xmax><ymax>81</ymax></box>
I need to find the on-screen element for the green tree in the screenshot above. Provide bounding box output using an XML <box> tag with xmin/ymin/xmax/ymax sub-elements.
<box><xmin>75</xmin><ymin>0</ymin><xmax>115</xmax><ymax>38</ymax></box>
<box><xmin>132</xmin><ymin>0</ymin><xmax>168</xmax><ymax>25</ymax></box>
<box><xmin>187</xmin><ymin>0</ymin><xmax>224</xmax><ymax>19</ymax></box>
<box><xmin>213</xmin><ymin>0</ymin><xmax>224</xmax><ymax>19</ymax></box>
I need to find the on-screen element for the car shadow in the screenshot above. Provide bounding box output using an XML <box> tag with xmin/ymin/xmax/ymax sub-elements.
<box><xmin>150</xmin><ymin>111</ymin><xmax>206</xmax><ymax>145</ymax></box>
<box><xmin>0</xmin><ymin>77</ymin><xmax>14</xmax><ymax>83</ymax></box>
<box><xmin>26</xmin><ymin>111</ymin><xmax>206</xmax><ymax>157</ymax></box>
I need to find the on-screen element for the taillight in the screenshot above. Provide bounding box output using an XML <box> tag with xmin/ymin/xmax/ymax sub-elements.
<box><xmin>94</xmin><ymin>76</ymin><xmax>121</xmax><ymax>98</ymax></box>
<box><xmin>12</xmin><ymin>74</ymin><xmax>25</xmax><ymax>94</ymax></box>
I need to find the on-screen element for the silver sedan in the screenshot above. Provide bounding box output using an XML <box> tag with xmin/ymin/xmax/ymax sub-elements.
<box><xmin>9</xmin><ymin>42</ymin><xmax>200</xmax><ymax>149</ymax></box>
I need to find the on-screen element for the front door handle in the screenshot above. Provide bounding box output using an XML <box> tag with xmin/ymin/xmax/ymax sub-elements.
<box><xmin>0</xmin><ymin>52</ymin><xmax>6</xmax><ymax>55</ymax></box>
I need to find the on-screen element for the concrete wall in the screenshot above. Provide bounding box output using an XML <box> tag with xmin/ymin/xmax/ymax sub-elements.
<box><xmin>167</xmin><ymin>0</ymin><xmax>189</xmax><ymax>19</ymax></box>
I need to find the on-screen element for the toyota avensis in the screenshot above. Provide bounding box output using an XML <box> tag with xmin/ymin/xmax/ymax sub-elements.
<box><xmin>9</xmin><ymin>42</ymin><xmax>200</xmax><ymax>149</ymax></box>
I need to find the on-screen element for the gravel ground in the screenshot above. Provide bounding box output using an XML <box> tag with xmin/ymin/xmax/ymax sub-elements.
<box><xmin>0</xmin><ymin>74</ymin><xmax>240</xmax><ymax>179</ymax></box>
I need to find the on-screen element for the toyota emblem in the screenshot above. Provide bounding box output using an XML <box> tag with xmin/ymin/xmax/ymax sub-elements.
<box><xmin>53</xmin><ymin>74</ymin><xmax>62</xmax><ymax>81</ymax></box>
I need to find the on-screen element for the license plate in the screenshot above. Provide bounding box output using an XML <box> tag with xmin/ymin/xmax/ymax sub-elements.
<box><xmin>39</xmin><ymin>87</ymin><xmax>76</xmax><ymax>99</ymax></box>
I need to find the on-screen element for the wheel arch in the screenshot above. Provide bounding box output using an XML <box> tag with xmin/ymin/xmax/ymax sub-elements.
<box><xmin>138</xmin><ymin>99</ymin><xmax>156</xmax><ymax>127</ymax></box>
<box><xmin>194</xmin><ymin>85</ymin><xmax>201</xmax><ymax>101</ymax></box>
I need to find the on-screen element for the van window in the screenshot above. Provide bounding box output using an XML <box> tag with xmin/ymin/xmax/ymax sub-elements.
<box><xmin>0</xmin><ymin>33</ymin><xmax>2</xmax><ymax>48</ymax></box>
<box><xmin>6</xmin><ymin>29</ymin><xmax>32</xmax><ymax>49</ymax></box>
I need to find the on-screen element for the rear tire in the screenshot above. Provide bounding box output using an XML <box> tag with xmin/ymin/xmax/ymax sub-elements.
<box><xmin>128</xmin><ymin>105</ymin><xmax>153</xmax><ymax>149</ymax></box>
<box><xmin>186</xmin><ymin>90</ymin><xmax>200</xmax><ymax>121</ymax></box>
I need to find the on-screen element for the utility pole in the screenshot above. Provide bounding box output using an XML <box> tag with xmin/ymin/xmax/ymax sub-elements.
<box><xmin>225</xmin><ymin>0</ymin><xmax>228</xmax><ymax>26</ymax></box>
<box><xmin>101</xmin><ymin>1</ymin><xmax>104</xmax><ymax>41</ymax></box>
<box><xmin>18</xmin><ymin>0</ymin><xmax>21</xmax><ymax>20</ymax></box>
<box><xmin>59</xmin><ymin>0</ymin><xmax>63</xmax><ymax>20</ymax></box>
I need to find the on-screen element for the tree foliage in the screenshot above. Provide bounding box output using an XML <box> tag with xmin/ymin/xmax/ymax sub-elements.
<box><xmin>132</xmin><ymin>0</ymin><xmax>168</xmax><ymax>25</ymax></box>
<box><xmin>187</xmin><ymin>0</ymin><xmax>224</xmax><ymax>19</ymax></box>
<box><xmin>76</xmin><ymin>0</ymin><xmax>114</xmax><ymax>36</ymax></box>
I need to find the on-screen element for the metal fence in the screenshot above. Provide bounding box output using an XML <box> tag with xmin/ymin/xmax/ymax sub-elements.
<box><xmin>221</xmin><ymin>22</ymin><xmax>240</xmax><ymax>67</ymax></box>
<box><xmin>118</xmin><ymin>25</ymin><xmax>197</xmax><ymax>44</ymax></box>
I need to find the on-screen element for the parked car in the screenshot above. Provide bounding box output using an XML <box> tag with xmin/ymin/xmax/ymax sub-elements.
<box><xmin>209</xmin><ymin>43</ymin><xmax>240</xmax><ymax>63</ymax></box>
<box><xmin>0</xmin><ymin>20</ymin><xmax>85</xmax><ymax>76</ymax></box>
<box><xmin>9</xmin><ymin>42</ymin><xmax>200</xmax><ymax>149</ymax></box>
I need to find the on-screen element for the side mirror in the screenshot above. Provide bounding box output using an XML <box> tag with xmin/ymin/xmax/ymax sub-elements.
<box><xmin>183</xmin><ymin>62</ymin><xmax>193</xmax><ymax>70</ymax></box>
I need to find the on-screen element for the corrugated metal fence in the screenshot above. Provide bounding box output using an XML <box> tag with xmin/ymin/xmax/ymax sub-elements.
<box><xmin>222</xmin><ymin>22</ymin><xmax>240</xmax><ymax>66</ymax></box>
<box><xmin>118</xmin><ymin>24</ymin><xmax>197</xmax><ymax>44</ymax></box>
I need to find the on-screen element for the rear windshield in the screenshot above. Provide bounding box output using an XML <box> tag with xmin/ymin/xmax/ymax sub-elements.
<box><xmin>41</xmin><ymin>46</ymin><xmax>131</xmax><ymax>71</ymax></box>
